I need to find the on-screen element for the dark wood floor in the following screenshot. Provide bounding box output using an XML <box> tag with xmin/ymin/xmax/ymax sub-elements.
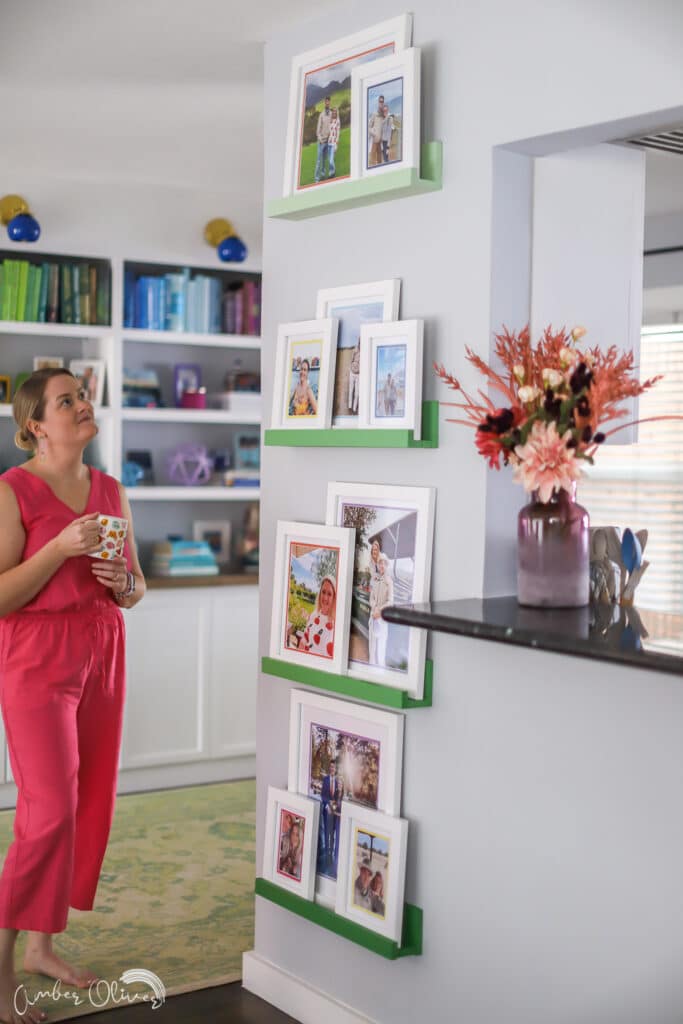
<box><xmin>87</xmin><ymin>982</ymin><xmax>299</xmax><ymax>1023</ymax></box>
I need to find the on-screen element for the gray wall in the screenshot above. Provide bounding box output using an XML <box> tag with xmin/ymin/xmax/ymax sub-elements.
<box><xmin>256</xmin><ymin>1</ymin><xmax>683</xmax><ymax>1021</ymax></box>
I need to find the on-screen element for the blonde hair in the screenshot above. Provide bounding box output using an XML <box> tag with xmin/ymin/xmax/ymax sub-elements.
<box><xmin>13</xmin><ymin>368</ymin><xmax>77</xmax><ymax>451</ymax></box>
<box><xmin>315</xmin><ymin>574</ymin><xmax>337</xmax><ymax>619</ymax></box>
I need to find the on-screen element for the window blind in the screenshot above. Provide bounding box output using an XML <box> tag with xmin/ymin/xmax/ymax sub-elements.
<box><xmin>581</xmin><ymin>326</ymin><xmax>683</xmax><ymax>611</ymax></box>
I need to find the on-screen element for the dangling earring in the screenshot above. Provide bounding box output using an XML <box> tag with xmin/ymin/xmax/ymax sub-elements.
<box><xmin>38</xmin><ymin>436</ymin><xmax>47</xmax><ymax>459</ymax></box>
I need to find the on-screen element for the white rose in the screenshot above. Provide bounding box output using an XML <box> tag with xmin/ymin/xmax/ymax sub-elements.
<box><xmin>513</xmin><ymin>364</ymin><xmax>525</xmax><ymax>383</ymax></box>
<box><xmin>542</xmin><ymin>368</ymin><xmax>563</xmax><ymax>389</ymax></box>
<box><xmin>518</xmin><ymin>385</ymin><xmax>541</xmax><ymax>404</ymax></box>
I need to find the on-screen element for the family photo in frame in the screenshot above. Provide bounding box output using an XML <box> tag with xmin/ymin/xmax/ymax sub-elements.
<box><xmin>288</xmin><ymin>689</ymin><xmax>404</xmax><ymax>906</ymax></box>
<box><xmin>326</xmin><ymin>481</ymin><xmax>435</xmax><ymax>699</ymax></box>
<box><xmin>282</xmin><ymin>15</ymin><xmax>413</xmax><ymax>196</ymax></box>
<box><xmin>270</xmin><ymin>520</ymin><xmax>354</xmax><ymax>675</ymax></box>
<box><xmin>315</xmin><ymin>279</ymin><xmax>400</xmax><ymax>427</ymax></box>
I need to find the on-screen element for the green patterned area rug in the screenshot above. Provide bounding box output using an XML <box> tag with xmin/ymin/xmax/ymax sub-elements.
<box><xmin>0</xmin><ymin>778</ymin><xmax>256</xmax><ymax>1021</ymax></box>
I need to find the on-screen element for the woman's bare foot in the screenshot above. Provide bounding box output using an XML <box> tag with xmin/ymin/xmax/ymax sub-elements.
<box><xmin>22</xmin><ymin>935</ymin><xmax>98</xmax><ymax>989</ymax></box>
<box><xmin>0</xmin><ymin>965</ymin><xmax>47</xmax><ymax>1023</ymax></box>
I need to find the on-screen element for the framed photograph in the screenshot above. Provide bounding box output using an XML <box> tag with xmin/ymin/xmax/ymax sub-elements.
<box><xmin>233</xmin><ymin>429</ymin><xmax>261</xmax><ymax>471</ymax></box>
<box><xmin>288</xmin><ymin>688</ymin><xmax>404</xmax><ymax>906</ymax></box>
<box><xmin>174</xmin><ymin>363</ymin><xmax>202</xmax><ymax>406</ymax></box>
<box><xmin>69</xmin><ymin>359</ymin><xmax>105</xmax><ymax>407</ymax></box>
<box><xmin>0</xmin><ymin>376</ymin><xmax>11</xmax><ymax>404</ymax></box>
<box><xmin>316</xmin><ymin>280</ymin><xmax>400</xmax><ymax>428</ymax></box>
<box><xmin>270</xmin><ymin>520</ymin><xmax>355</xmax><ymax>675</ymax></box>
<box><xmin>271</xmin><ymin>319</ymin><xmax>337</xmax><ymax>430</ymax></box>
<box><xmin>335</xmin><ymin>803</ymin><xmax>408</xmax><ymax>943</ymax></box>
<box><xmin>358</xmin><ymin>319</ymin><xmax>423</xmax><ymax>438</ymax></box>
<box><xmin>263</xmin><ymin>787</ymin><xmax>320</xmax><ymax>900</ymax></box>
<box><xmin>326</xmin><ymin>482</ymin><xmax>436</xmax><ymax>700</ymax></box>
<box><xmin>193</xmin><ymin>520</ymin><xmax>232</xmax><ymax>564</ymax></box>
<box><xmin>351</xmin><ymin>48</ymin><xmax>421</xmax><ymax>179</ymax></box>
<box><xmin>282</xmin><ymin>15</ymin><xmax>413</xmax><ymax>196</ymax></box>
<box><xmin>33</xmin><ymin>357</ymin><xmax>64</xmax><ymax>371</ymax></box>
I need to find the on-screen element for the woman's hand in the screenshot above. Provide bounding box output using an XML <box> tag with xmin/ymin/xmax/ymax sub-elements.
<box><xmin>54</xmin><ymin>511</ymin><xmax>102</xmax><ymax>559</ymax></box>
<box><xmin>90</xmin><ymin>555</ymin><xmax>129</xmax><ymax>595</ymax></box>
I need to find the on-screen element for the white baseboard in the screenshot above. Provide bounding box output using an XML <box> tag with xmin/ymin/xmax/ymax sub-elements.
<box><xmin>242</xmin><ymin>951</ymin><xmax>377</xmax><ymax>1024</ymax></box>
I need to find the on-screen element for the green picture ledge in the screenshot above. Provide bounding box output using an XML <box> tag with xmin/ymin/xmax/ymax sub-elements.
<box><xmin>264</xmin><ymin>399</ymin><xmax>439</xmax><ymax>449</ymax></box>
<box><xmin>266</xmin><ymin>141</ymin><xmax>442</xmax><ymax>220</ymax></box>
<box><xmin>255</xmin><ymin>877</ymin><xmax>423</xmax><ymax>960</ymax></box>
<box><xmin>261</xmin><ymin>655</ymin><xmax>433</xmax><ymax>710</ymax></box>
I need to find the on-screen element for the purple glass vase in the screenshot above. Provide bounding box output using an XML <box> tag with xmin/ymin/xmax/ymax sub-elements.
<box><xmin>517</xmin><ymin>484</ymin><xmax>590</xmax><ymax>608</ymax></box>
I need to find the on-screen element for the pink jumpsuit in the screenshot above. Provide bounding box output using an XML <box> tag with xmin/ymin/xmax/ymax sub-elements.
<box><xmin>0</xmin><ymin>465</ymin><xmax>129</xmax><ymax>934</ymax></box>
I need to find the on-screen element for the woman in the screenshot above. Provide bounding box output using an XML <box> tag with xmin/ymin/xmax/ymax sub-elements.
<box><xmin>370</xmin><ymin>871</ymin><xmax>385</xmax><ymax>917</ymax></box>
<box><xmin>280</xmin><ymin>821</ymin><xmax>303</xmax><ymax>880</ymax></box>
<box><xmin>301</xmin><ymin>575</ymin><xmax>336</xmax><ymax>658</ymax></box>
<box><xmin>369</xmin><ymin>553</ymin><xmax>393</xmax><ymax>667</ymax></box>
<box><xmin>0</xmin><ymin>368</ymin><xmax>146</xmax><ymax>1024</ymax></box>
<box><xmin>288</xmin><ymin>360</ymin><xmax>318</xmax><ymax>417</ymax></box>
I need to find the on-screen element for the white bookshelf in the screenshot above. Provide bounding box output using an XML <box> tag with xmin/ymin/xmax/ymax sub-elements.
<box><xmin>127</xmin><ymin>486</ymin><xmax>260</xmax><ymax>502</ymax></box>
<box><xmin>123</xmin><ymin>328</ymin><xmax>260</xmax><ymax>350</ymax></box>
<box><xmin>0</xmin><ymin>252</ymin><xmax>262</xmax><ymax>571</ymax></box>
<box><xmin>122</xmin><ymin>408</ymin><xmax>261</xmax><ymax>425</ymax></box>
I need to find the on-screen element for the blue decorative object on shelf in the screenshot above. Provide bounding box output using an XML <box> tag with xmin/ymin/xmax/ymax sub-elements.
<box><xmin>122</xmin><ymin>462</ymin><xmax>145</xmax><ymax>487</ymax></box>
<box><xmin>621</xmin><ymin>528</ymin><xmax>642</xmax><ymax>575</ymax></box>
<box><xmin>217</xmin><ymin>236</ymin><xmax>247</xmax><ymax>263</ymax></box>
<box><xmin>6</xmin><ymin>212</ymin><xmax>41</xmax><ymax>242</ymax></box>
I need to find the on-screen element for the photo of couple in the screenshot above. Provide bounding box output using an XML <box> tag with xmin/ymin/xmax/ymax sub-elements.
<box><xmin>297</xmin><ymin>44</ymin><xmax>394</xmax><ymax>189</ymax></box>
<box><xmin>366</xmin><ymin>77</ymin><xmax>403</xmax><ymax>169</ymax></box>
<box><xmin>327</xmin><ymin>299</ymin><xmax>384</xmax><ymax>423</ymax></box>
<box><xmin>308</xmin><ymin>724</ymin><xmax>380</xmax><ymax>881</ymax></box>
<box><xmin>277</xmin><ymin>809</ymin><xmax>306</xmax><ymax>882</ymax></box>
<box><xmin>374</xmin><ymin>343</ymin><xmax>407</xmax><ymax>418</ymax></box>
<box><xmin>339</xmin><ymin>501</ymin><xmax>415</xmax><ymax>673</ymax></box>
<box><xmin>285</xmin><ymin>542</ymin><xmax>339</xmax><ymax>658</ymax></box>
<box><xmin>353</xmin><ymin>828</ymin><xmax>389</xmax><ymax>919</ymax></box>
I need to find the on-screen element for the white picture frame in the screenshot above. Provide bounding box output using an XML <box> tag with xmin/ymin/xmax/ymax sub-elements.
<box><xmin>325</xmin><ymin>481</ymin><xmax>436</xmax><ymax>700</ymax></box>
<box><xmin>271</xmin><ymin>318</ymin><xmax>338</xmax><ymax>430</ymax></box>
<box><xmin>335</xmin><ymin>803</ymin><xmax>408</xmax><ymax>944</ymax></box>
<box><xmin>69</xmin><ymin>358</ymin><xmax>106</xmax><ymax>407</ymax></box>
<box><xmin>33</xmin><ymin>357</ymin><xmax>64</xmax><ymax>371</ymax></box>
<box><xmin>270</xmin><ymin>520</ymin><xmax>355</xmax><ymax>676</ymax></box>
<box><xmin>263</xmin><ymin>786</ymin><xmax>320</xmax><ymax>900</ymax></box>
<box><xmin>288</xmin><ymin>688</ymin><xmax>404</xmax><ymax>907</ymax></box>
<box><xmin>351</xmin><ymin>47</ymin><xmax>421</xmax><ymax>180</ymax></box>
<box><xmin>192</xmin><ymin>520</ymin><xmax>232</xmax><ymax>564</ymax></box>
<box><xmin>358</xmin><ymin>319</ymin><xmax>424</xmax><ymax>439</ymax></box>
<box><xmin>282</xmin><ymin>15</ymin><xmax>413</xmax><ymax>197</ymax></box>
<box><xmin>315</xmin><ymin>279</ymin><xmax>401</xmax><ymax>428</ymax></box>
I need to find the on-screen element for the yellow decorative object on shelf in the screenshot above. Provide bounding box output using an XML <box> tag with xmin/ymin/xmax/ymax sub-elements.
<box><xmin>204</xmin><ymin>218</ymin><xmax>234</xmax><ymax>247</ymax></box>
<box><xmin>0</xmin><ymin>194</ymin><xmax>29</xmax><ymax>225</ymax></box>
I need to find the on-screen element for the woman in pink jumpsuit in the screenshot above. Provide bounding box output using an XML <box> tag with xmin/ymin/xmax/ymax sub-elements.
<box><xmin>0</xmin><ymin>369</ymin><xmax>146</xmax><ymax>1024</ymax></box>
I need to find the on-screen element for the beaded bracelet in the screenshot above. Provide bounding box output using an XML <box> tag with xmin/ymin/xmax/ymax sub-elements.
<box><xmin>114</xmin><ymin>571</ymin><xmax>136</xmax><ymax>602</ymax></box>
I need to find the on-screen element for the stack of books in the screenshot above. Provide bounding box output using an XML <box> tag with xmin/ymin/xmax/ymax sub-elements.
<box><xmin>123</xmin><ymin>269</ymin><xmax>261</xmax><ymax>336</ymax></box>
<box><xmin>0</xmin><ymin>258</ymin><xmax>110</xmax><ymax>325</ymax></box>
<box><xmin>223</xmin><ymin>467</ymin><xmax>260</xmax><ymax>488</ymax></box>
<box><xmin>150</xmin><ymin>540</ymin><xmax>219</xmax><ymax>577</ymax></box>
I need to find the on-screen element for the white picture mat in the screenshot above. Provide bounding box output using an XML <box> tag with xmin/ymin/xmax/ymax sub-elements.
<box><xmin>350</xmin><ymin>47</ymin><xmax>421</xmax><ymax>180</ymax></box>
<box><xmin>316</xmin><ymin>279</ymin><xmax>400</xmax><ymax>429</ymax></box>
<box><xmin>325</xmin><ymin>481</ymin><xmax>435</xmax><ymax>699</ymax></box>
<box><xmin>282</xmin><ymin>14</ymin><xmax>413</xmax><ymax>197</ymax></box>
<box><xmin>263</xmin><ymin>786</ymin><xmax>320</xmax><ymax>900</ymax></box>
<box><xmin>69</xmin><ymin>358</ymin><xmax>106</xmax><ymax>406</ymax></box>
<box><xmin>358</xmin><ymin>319</ymin><xmax>423</xmax><ymax>438</ymax></box>
<box><xmin>270</xmin><ymin>520</ymin><xmax>355</xmax><ymax>676</ymax></box>
<box><xmin>288</xmin><ymin>688</ymin><xmax>404</xmax><ymax>907</ymax></box>
<box><xmin>335</xmin><ymin>803</ymin><xmax>408</xmax><ymax>943</ymax></box>
<box><xmin>271</xmin><ymin>318</ymin><xmax>338</xmax><ymax>429</ymax></box>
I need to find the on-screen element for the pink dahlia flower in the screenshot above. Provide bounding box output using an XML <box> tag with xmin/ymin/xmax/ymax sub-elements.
<box><xmin>513</xmin><ymin>420</ymin><xmax>581</xmax><ymax>503</ymax></box>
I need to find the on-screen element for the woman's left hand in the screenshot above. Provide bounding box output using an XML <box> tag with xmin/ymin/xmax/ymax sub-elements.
<box><xmin>91</xmin><ymin>555</ymin><xmax>129</xmax><ymax>595</ymax></box>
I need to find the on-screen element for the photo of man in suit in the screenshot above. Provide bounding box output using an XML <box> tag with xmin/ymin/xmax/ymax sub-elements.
<box><xmin>320</xmin><ymin>760</ymin><xmax>344</xmax><ymax>873</ymax></box>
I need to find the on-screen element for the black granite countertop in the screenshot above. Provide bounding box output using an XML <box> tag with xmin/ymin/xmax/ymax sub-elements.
<box><xmin>382</xmin><ymin>597</ymin><xmax>683</xmax><ymax>675</ymax></box>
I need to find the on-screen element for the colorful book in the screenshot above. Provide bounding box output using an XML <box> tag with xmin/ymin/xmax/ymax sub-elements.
<box><xmin>60</xmin><ymin>264</ymin><xmax>73</xmax><ymax>323</ymax></box>
<box><xmin>97</xmin><ymin>267</ymin><xmax>110</xmax><ymax>325</ymax></box>
<box><xmin>15</xmin><ymin>261</ymin><xmax>29</xmax><ymax>321</ymax></box>
<box><xmin>47</xmin><ymin>264</ymin><xmax>59</xmax><ymax>322</ymax></box>
<box><xmin>37</xmin><ymin>263</ymin><xmax>49</xmax><ymax>322</ymax></box>
<box><xmin>71</xmin><ymin>264</ymin><xmax>81</xmax><ymax>324</ymax></box>
<box><xmin>89</xmin><ymin>266</ymin><xmax>97</xmax><ymax>325</ymax></box>
<box><xmin>78</xmin><ymin>264</ymin><xmax>90</xmax><ymax>325</ymax></box>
